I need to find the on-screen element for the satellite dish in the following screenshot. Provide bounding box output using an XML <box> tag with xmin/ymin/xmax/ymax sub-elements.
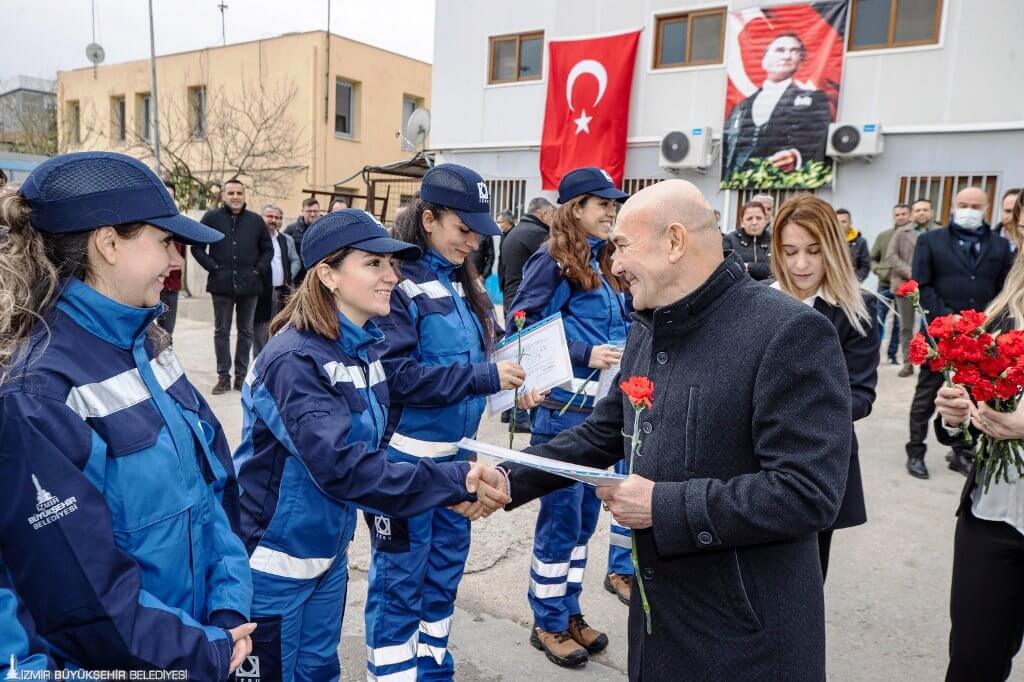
<box><xmin>830</xmin><ymin>125</ymin><xmax>861</xmax><ymax>154</ymax></box>
<box><xmin>85</xmin><ymin>43</ymin><xmax>106</xmax><ymax>65</ymax></box>
<box><xmin>403</xmin><ymin>107</ymin><xmax>431</xmax><ymax>151</ymax></box>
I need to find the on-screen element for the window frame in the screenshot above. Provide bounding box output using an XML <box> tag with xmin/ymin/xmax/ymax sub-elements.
<box><xmin>188</xmin><ymin>86</ymin><xmax>207</xmax><ymax>140</ymax></box>
<box><xmin>111</xmin><ymin>95</ymin><xmax>126</xmax><ymax>143</ymax></box>
<box><xmin>487</xmin><ymin>31</ymin><xmax>544</xmax><ymax>85</ymax></box>
<box><xmin>652</xmin><ymin>7</ymin><xmax>727</xmax><ymax>70</ymax></box>
<box><xmin>897</xmin><ymin>173</ymin><xmax>999</xmax><ymax>225</ymax></box>
<box><xmin>137</xmin><ymin>93</ymin><xmax>152</xmax><ymax>142</ymax></box>
<box><xmin>848</xmin><ymin>0</ymin><xmax>944</xmax><ymax>52</ymax></box>
<box><xmin>401</xmin><ymin>93</ymin><xmax>424</xmax><ymax>150</ymax></box>
<box><xmin>66</xmin><ymin>99</ymin><xmax>81</xmax><ymax>145</ymax></box>
<box><xmin>335</xmin><ymin>79</ymin><xmax>356</xmax><ymax>139</ymax></box>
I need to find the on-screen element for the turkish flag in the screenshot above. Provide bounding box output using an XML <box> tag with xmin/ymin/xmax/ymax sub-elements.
<box><xmin>540</xmin><ymin>30</ymin><xmax>641</xmax><ymax>190</ymax></box>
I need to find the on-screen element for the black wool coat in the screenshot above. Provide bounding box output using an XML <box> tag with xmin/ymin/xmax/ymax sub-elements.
<box><xmin>913</xmin><ymin>224</ymin><xmax>1012</xmax><ymax>321</ymax></box>
<box><xmin>813</xmin><ymin>295</ymin><xmax>879</xmax><ymax>529</ymax></box>
<box><xmin>504</xmin><ymin>256</ymin><xmax>851</xmax><ymax>681</ymax></box>
<box><xmin>192</xmin><ymin>205</ymin><xmax>273</xmax><ymax>297</ymax></box>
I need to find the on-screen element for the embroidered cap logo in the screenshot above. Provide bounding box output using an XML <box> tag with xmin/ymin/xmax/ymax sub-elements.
<box><xmin>477</xmin><ymin>181</ymin><xmax>490</xmax><ymax>204</ymax></box>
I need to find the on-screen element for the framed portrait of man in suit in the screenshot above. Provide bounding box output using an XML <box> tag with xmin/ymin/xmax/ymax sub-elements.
<box><xmin>721</xmin><ymin>1</ymin><xmax>848</xmax><ymax>190</ymax></box>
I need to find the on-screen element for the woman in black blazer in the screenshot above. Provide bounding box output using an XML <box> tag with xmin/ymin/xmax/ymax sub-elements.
<box><xmin>771</xmin><ymin>195</ymin><xmax>880</xmax><ymax>578</ymax></box>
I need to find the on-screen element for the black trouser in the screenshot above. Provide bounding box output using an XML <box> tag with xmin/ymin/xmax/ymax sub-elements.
<box><xmin>907</xmin><ymin>364</ymin><xmax>974</xmax><ymax>460</ymax></box>
<box><xmin>818</xmin><ymin>529</ymin><xmax>833</xmax><ymax>582</ymax></box>
<box><xmin>947</xmin><ymin>508</ymin><xmax>1024</xmax><ymax>681</ymax></box>
<box><xmin>253</xmin><ymin>287</ymin><xmax>287</xmax><ymax>359</ymax></box>
<box><xmin>212</xmin><ymin>294</ymin><xmax>258</xmax><ymax>379</ymax></box>
<box><xmin>158</xmin><ymin>290</ymin><xmax>179</xmax><ymax>335</ymax></box>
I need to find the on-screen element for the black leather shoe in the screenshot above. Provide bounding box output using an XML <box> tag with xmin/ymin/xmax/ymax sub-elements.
<box><xmin>907</xmin><ymin>457</ymin><xmax>929</xmax><ymax>479</ymax></box>
<box><xmin>948</xmin><ymin>451</ymin><xmax>974</xmax><ymax>476</ymax></box>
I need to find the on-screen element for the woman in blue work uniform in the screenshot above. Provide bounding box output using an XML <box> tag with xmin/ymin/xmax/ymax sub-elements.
<box><xmin>363</xmin><ymin>163</ymin><xmax>528</xmax><ymax>681</ymax></box>
<box><xmin>507</xmin><ymin>166</ymin><xmax>631</xmax><ymax>668</ymax></box>
<box><xmin>0</xmin><ymin>151</ymin><xmax>255</xmax><ymax>680</ymax></box>
<box><xmin>234</xmin><ymin>209</ymin><xmax>507</xmax><ymax>682</ymax></box>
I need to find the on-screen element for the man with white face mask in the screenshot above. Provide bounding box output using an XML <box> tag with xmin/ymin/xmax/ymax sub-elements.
<box><xmin>902</xmin><ymin>187</ymin><xmax>1014</xmax><ymax>480</ymax></box>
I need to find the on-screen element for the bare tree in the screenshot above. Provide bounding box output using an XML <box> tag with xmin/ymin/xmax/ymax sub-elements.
<box><xmin>127</xmin><ymin>80</ymin><xmax>309</xmax><ymax>210</ymax></box>
<box><xmin>0</xmin><ymin>95</ymin><xmax>57</xmax><ymax>156</ymax></box>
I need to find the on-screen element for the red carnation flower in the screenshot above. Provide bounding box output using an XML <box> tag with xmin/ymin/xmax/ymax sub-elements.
<box><xmin>997</xmin><ymin>330</ymin><xmax>1024</xmax><ymax>360</ymax></box>
<box><xmin>956</xmin><ymin>309</ymin><xmax>987</xmax><ymax>335</ymax></box>
<box><xmin>953</xmin><ymin>366</ymin><xmax>982</xmax><ymax>386</ymax></box>
<box><xmin>895</xmin><ymin>280</ymin><xmax>919</xmax><ymax>298</ymax></box>
<box><xmin>620</xmin><ymin>376</ymin><xmax>654</xmax><ymax>410</ymax></box>
<box><xmin>908</xmin><ymin>334</ymin><xmax>931</xmax><ymax>366</ymax></box>
<box><xmin>928</xmin><ymin>315</ymin><xmax>956</xmax><ymax>341</ymax></box>
<box><xmin>995</xmin><ymin>379</ymin><xmax>1020</xmax><ymax>401</ymax></box>
<box><xmin>973</xmin><ymin>381</ymin><xmax>996</xmax><ymax>403</ymax></box>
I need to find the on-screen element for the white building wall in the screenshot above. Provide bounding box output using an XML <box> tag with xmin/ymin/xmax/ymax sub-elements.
<box><xmin>432</xmin><ymin>0</ymin><xmax>1024</xmax><ymax>260</ymax></box>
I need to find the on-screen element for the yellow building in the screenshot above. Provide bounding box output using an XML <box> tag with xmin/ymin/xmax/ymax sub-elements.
<box><xmin>57</xmin><ymin>30</ymin><xmax>430</xmax><ymax>220</ymax></box>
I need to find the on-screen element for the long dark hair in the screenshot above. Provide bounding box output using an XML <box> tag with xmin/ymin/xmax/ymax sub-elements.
<box><xmin>0</xmin><ymin>188</ymin><xmax>168</xmax><ymax>385</ymax></box>
<box><xmin>393</xmin><ymin>199</ymin><xmax>497</xmax><ymax>348</ymax></box>
<box><xmin>547</xmin><ymin>195</ymin><xmax>624</xmax><ymax>292</ymax></box>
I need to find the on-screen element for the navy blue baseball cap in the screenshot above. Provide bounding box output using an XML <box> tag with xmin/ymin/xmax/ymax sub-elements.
<box><xmin>300</xmin><ymin>209</ymin><xmax>421</xmax><ymax>269</ymax></box>
<box><xmin>419</xmin><ymin>163</ymin><xmax>502</xmax><ymax>237</ymax></box>
<box><xmin>557</xmin><ymin>167</ymin><xmax>629</xmax><ymax>204</ymax></box>
<box><xmin>19</xmin><ymin>151</ymin><xmax>223</xmax><ymax>245</ymax></box>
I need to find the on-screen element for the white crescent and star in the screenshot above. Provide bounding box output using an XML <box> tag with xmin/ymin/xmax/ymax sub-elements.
<box><xmin>565</xmin><ymin>59</ymin><xmax>607</xmax><ymax>135</ymax></box>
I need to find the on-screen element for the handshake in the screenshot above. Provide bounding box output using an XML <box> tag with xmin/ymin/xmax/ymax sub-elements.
<box><xmin>451</xmin><ymin>462</ymin><xmax>511</xmax><ymax>521</ymax></box>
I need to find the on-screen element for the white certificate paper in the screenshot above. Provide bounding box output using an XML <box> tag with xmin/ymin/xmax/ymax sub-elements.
<box><xmin>487</xmin><ymin>313</ymin><xmax>574</xmax><ymax>415</ymax></box>
<box><xmin>459</xmin><ymin>438</ymin><xmax>626</xmax><ymax>488</ymax></box>
<box><xmin>595</xmin><ymin>364</ymin><xmax>621</xmax><ymax>402</ymax></box>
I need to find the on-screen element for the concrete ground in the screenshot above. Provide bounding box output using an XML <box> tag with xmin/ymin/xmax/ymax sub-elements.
<box><xmin>173</xmin><ymin>295</ymin><xmax>1023</xmax><ymax>681</ymax></box>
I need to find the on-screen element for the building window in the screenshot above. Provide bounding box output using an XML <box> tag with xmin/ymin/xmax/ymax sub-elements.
<box><xmin>488</xmin><ymin>32</ymin><xmax>544</xmax><ymax>84</ymax></box>
<box><xmin>66</xmin><ymin>99</ymin><xmax>80</xmax><ymax>144</ymax></box>
<box><xmin>335</xmin><ymin>80</ymin><xmax>355</xmax><ymax>137</ymax></box>
<box><xmin>483</xmin><ymin>179</ymin><xmax>527</xmax><ymax>219</ymax></box>
<box><xmin>401</xmin><ymin>94</ymin><xmax>424</xmax><ymax>150</ymax></box>
<box><xmin>110</xmin><ymin>96</ymin><xmax>126</xmax><ymax>142</ymax></box>
<box><xmin>621</xmin><ymin>178</ymin><xmax>664</xmax><ymax>195</ymax></box>
<box><xmin>188</xmin><ymin>86</ymin><xmax>206</xmax><ymax>139</ymax></box>
<box><xmin>653</xmin><ymin>8</ymin><xmax>726</xmax><ymax>69</ymax></box>
<box><xmin>137</xmin><ymin>93</ymin><xmax>152</xmax><ymax>141</ymax></box>
<box><xmin>849</xmin><ymin>0</ymin><xmax>943</xmax><ymax>51</ymax></box>
<box><xmin>897</xmin><ymin>174</ymin><xmax>998</xmax><ymax>225</ymax></box>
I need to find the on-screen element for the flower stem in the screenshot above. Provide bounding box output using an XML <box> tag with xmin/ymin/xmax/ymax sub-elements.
<box><xmin>628</xmin><ymin>407</ymin><xmax>653</xmax><ymax>634</ymax></box>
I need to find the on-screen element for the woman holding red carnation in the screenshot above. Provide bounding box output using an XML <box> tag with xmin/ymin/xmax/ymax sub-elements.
<box><xmin>770</xmin><ymin>195</ymin><xmax>879</xmax><ymax>579</ymax></box>
<box><xmin>505</xmin><ymin>167</ymin><xmax>632</xmax><ymax>667</ymax></box>
<box><xmin>935</xmin><ymin>252</ymin><xmax>1024</xmax><ymax>682</ymax></box>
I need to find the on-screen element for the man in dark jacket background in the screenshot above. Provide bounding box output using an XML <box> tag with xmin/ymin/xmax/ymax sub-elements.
<box><xmin>498</xmin><ymin>180</ymin><xmax>850</xmax><ymax>681</ymax></box>
<box><xmin>192</xmin><ymin>178</ymin><xmax>273</xmax><ymax>394</ymax></box>
<box><xmin>499</xmin><ymin>197</ymin><xmax>555</xmax><ymax>306</ymax></box>
<box><xmin>904</xmin><ymin>186</ymin><xmax>1013</xmax><ymax>479</ymax></box>
<box><xmin>871</xmin><ymin>204</ymin><xmax>909</xmax><ymax>365</ymax></box>
<box><xmin>285</xmin><ymin>196</ymin><xmax>321</xmax><ymax>284</ymax></box>
<box><xmin>837</xmin><ymin>209</ymin><xmax>871</xmax><ymax>282</ymax></box>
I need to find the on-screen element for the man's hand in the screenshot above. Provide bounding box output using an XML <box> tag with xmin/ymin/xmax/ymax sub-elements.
<box><xmin>768</xmin><ymin>148</ymin><xmax>799</xmax><ymax>172</ymax></box>
<box><xmin>228</xmin><ymin>622</ymin><xmax>257</xmax><ymax>672</ymax></box>
<box><xmin>595</xmin><ymin>475</ymin><xmax>654</xmax><ymax>529</ymax></box>
<box><xmin>588</xmin><ymin>344</ymin><xmax>623</xmax><ymax>370</ymax></box>
<box><xmin>465</xmin><ymin>462</ymin><xmax>511</xmax><ymax>515</ymax></box>
<box><xmin>449</xmin><ymin>500</ymin><xmax>486</xmax><ymax>521</ymax></box>
<box><xmin>935</xmin><ymin>385</ymin><xmax>975</xmax><ymax>428</ymax></box>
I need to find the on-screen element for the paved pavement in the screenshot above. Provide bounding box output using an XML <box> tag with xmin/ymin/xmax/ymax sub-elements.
<box><xmin>173</xmin><ymin>295</ymin><xmax>1023</xmax><ymax>680</ymax></box>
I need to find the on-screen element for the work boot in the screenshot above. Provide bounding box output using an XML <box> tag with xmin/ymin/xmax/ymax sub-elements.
<box><xmin>604</xmin><ymin>573</ymin><xmax>632</xmax><ymax>606</ymax></box>
<box><xmin>898</xmin><ymin>363</ymin><xmax>914</xmax><ymax>378</ymax></box>
<box><xmin>233</xmin><ymin>375</ymin><xmax>244</xmax><ymax>391</ymax></box>
<box><xmin>906</xmin><ymin>456</ymin><xmax>929</xmax><ymax>479</ymax></box>
<box><xmin>212</xmin><ymin>376</ymin><xmax>231</xmax><ymax>395</ymax></box>
<box><xmin>568</xmin><ymin>614</ymin><xmax>608</xmax><ymax>654</ymax></box>
<box><xmin>530</xmin><ymin>626</ymin><xmax>588</xmax><ymax>668</ymax></box>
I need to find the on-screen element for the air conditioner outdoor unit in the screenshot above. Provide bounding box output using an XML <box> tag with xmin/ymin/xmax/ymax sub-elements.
<box><xmin>827</xmin><ymin>122</ymin><xmax>884</xmax><ymax>158</ymax></box>
<box><xmin>659</xmin><ymin>127</ymin><xmax>714</xmax><ymax>170</ymax></box>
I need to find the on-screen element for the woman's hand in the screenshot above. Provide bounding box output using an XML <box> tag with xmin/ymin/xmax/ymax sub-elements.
<box><xmin>516</xmin><ymin>388</ymin><xmax>548</xmax><ymax>410</ymax></box>
<box><xmin>973</xmin><ymin>401</ymin><xmax>1024</xmax><ymax>441</ymax></box>
<box><xmin>496</xmin><ymin>361</ymin><xmax>526</xmax><ymax>390</ymax></box>
<box><xmin>935</xmin><ymin>385</ymin><xmax>974</xmax><ymax>428</ymax></box>
<box><xmin>588</xmin><ymin>345</ymin><xmax>623</xmax><ymax>370</ymax></box>
<box><xmin>228</xmin><ymin>622</ymin><xmax>257</xmax><ymax>672</ymax></box>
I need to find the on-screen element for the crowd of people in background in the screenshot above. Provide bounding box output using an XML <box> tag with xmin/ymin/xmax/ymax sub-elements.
<box><xmin>4</xmin><ymin>149</ymin><xmax>1024</xmax><ymax>681</ymax></box>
